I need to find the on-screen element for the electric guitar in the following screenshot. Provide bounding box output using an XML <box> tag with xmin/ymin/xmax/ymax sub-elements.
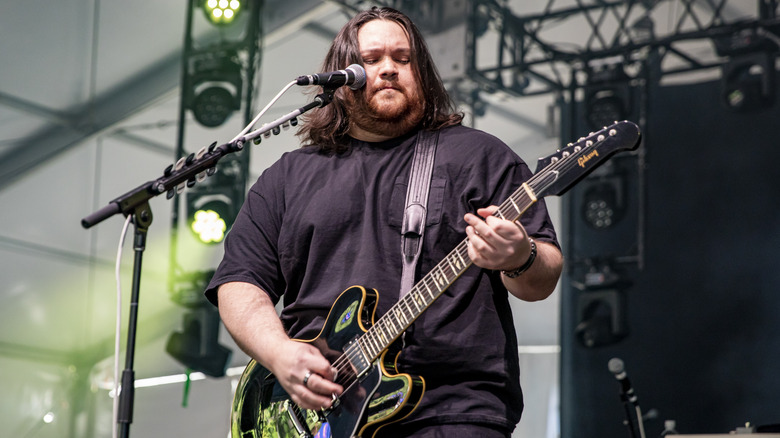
<box><xmin>229</xmin><ymin>121</ymin><xmax>642</xmax><ymax>438</ymax></box>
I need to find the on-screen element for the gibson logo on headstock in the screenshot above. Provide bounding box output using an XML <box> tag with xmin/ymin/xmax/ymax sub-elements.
<box><xmin>577</xmin><ymin>150</ymin><xmax>599</xmax><ymax>168</ymax></box>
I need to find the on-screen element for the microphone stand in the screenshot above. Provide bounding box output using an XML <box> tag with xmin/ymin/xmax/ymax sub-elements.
<box><xmin>618</xmin><ymin>389</ymin><xmax>647</xmax><ymax>438</ymax></box>
<box><xmin>81</xmin><ymin>89</ymin><xmax>334</xmax><ymax>438</ymax></box>
<box><xmin>620</xmin><ymin>393</ymin><xmax>640</xmax><ymax>438</ymax></box>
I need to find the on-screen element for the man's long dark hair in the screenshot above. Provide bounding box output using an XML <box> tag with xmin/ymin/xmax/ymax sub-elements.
<box><xmin>297</xmin><ymin>7</ymin><xmax>463</xmax><ymax>153</ymax></box>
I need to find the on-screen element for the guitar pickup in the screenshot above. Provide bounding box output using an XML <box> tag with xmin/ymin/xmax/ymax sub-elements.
<box><xmin>344</xmin><ymin>338</ymin><xmax>371</xmax><ymax>377</ymax></box>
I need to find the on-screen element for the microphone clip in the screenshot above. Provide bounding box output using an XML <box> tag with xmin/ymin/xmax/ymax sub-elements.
<box><xmin>314</xmin><ymin>88</ymin><xmax>335</xmax><ymax>108</ymax></box>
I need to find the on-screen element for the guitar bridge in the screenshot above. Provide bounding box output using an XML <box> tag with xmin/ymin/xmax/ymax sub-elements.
<box><xmin>285</xmin><ymin>402</ymin><xmax>312</xmax><ymax>437</ymax></box>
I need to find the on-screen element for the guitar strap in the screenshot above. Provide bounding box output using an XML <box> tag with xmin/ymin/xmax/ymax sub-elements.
<box><xmin>400</xmin><ymin>129</ymin><xmax>439</xmax><ymax>298</ymax></box>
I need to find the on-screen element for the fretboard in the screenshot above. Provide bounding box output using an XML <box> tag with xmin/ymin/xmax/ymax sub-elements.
<box><xmin>354</xmin><ymin>179</ymin><xmax>546</xmax><ymax>364</ymax></box>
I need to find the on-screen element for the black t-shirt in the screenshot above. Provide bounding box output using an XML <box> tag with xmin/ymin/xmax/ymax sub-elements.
<box><xmin>206</xmin><ymin>124</ymin><xmax>559</xmax><ymax>430</ymax></box>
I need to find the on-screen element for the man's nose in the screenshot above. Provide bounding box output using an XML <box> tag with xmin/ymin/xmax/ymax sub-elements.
<box><xmin>378</xmin><ymin>58</ymin><xmax>398</xmax><ymax>79</ymax></box>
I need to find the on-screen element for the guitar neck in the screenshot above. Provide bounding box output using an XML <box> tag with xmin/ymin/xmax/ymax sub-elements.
<box><xmin>355</xmin><ymin>181</ymin><xmax>542</xmax><ymax>363</ymax></box>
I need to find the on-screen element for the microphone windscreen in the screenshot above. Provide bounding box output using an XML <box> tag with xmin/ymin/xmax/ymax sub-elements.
<box><xmin>608</xmin><ymin>357</ymin><xmax>625</xmax><ymax>374</ymax></box>
<box><xmin>347</xmin><ymin>64</ymin><xmax>367</xmax><ymax>90</ymax></box>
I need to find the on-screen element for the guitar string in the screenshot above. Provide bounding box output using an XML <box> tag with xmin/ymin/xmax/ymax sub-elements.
<box><xmin>329</xmin><ymin>132</ymin><xmax>579</xmax><ymax>372</ymax></box>
<box><xmin>494</xmin><ymin>127</ymin><xmax>623</xmax><ymax>223</ymax></box>
<box><xmin>344</xmin><ymin>130</ymin><xmax>605</xmax><ymax>373</ymax></box>
<box><xmin>311</xmin><ymin>125</ymin><xmax>625</xmax><ymax>404</ymax></box>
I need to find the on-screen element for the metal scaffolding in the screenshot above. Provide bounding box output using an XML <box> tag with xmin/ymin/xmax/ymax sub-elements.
<box><xmin>333</xmin><ymin>0</ymin><xmax>780</xmax><ymax>96</ymax></box>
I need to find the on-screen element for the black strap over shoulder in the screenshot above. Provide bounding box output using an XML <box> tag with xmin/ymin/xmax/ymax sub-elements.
<box><xmin>400</xmin><ymin>129</ymin><xmax>439</xmax><ymax>298</ymax></box>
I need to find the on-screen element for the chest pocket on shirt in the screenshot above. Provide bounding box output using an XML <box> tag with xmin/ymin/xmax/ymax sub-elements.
<box><xmin>387</xmin><ymin>176</ymin><xmax>446</xmax><ymax>229</ymax></box>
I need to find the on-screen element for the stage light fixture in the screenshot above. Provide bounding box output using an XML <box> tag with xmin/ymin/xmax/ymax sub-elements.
<box><xmin>585</xmin><ymin>88</ymin><xmax>627</xmax><ymax>130</ymax></box>
<box><xmin>584</xmin><ymin>64</ymin><xmax>631</xmax><ymax>130</ymax></box>
<box><xmin>581</xmin><ymin>177</ymin><xmax>625</xmax><ymax>230</ymax></box>
<box><xmin>188</xmin><ymin>53</ymin><xmax>243</xmax><ymax>128</ymax></box>
<box><xmin>713</xmin><ymin>29</ymin><xmax>778</xmax><ymax>112</ymax></box>
<box><xmin>187</xmin><ymin>193</ymin><xmax>234</xmax><ymax>244</ymax></box>
<box><xmin>721</xmin><ymin>52</ymin><xmax>775</xmax><ymax>112</ymax></box>
<box><xmin>202</xmin><ymin>0</ymin><xmax>242</xmax><ymax>26</ymax></box>
<box><xmin>166</xmin><ymin>305</ymin><xmax>232</xmax><ymax>378</ymax></box>
<box><xmin>192</xmin><ymin>86</ymin><xmax>237</xmax><ymax>127</ymax></box>
<box><xmin>575</xmin><ymin>289</ymin><xmax>628</xmax><ymax>348</ymax></box>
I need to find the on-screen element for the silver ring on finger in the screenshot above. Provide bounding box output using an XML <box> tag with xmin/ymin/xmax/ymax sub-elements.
<box><xmin>303</xmin><ymin>370</ymin><xmax>313</xmax><ymax>387</ymax></box>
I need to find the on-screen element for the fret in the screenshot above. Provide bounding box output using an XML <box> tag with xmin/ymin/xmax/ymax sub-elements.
<box><xmin>433</xmin><ymin>268</ymin><xmax>446</xmax><ymax>289</ymax></box>
<box><xmin>402</xmin><ymin>298</ymin><xmax>415</xmax><ymax>319</ymax></box>
<box><xmin>495</xmin><ymin>209</ymin><xmax>506</xmax><ymax>220</ymax></box>
<box><xmin>508</xmin><ymin>196</ymin><xmax>521</xmax><ymax>216</ymax></box>
<box><xmin>395</xmin><ymin>307</ymin><xmax>408</xmax><ymax>325</ymax></box>
<box><xmin>376</xmin><ymin>324</ymin><xmax>388</xmax><ymax>345</ymax></box>
<box><xmin>455</xmin><ymin>248</ymin><xmax>468</xmax><ymax>267</ymax></box>
<box><xmin>423</xmin><ymin>280</ymin><xmax>435</xmax><ymax>299</ymax></box>
<box><xmin>412</xmin><ymin>296</ymin><xmax>421</xmax><ymax>316</ymax></box>
<box><xmin>412</xmin><ymin>291</ymin><xmax>425</xmax><ymax>311</ymax></box>
<box><xmin>405</xmin><ymin>294</ymin><xmax>417</xmax><ymax>314</ymax></box>
<box><xmin>376</xmin><ymin>328</ymin><xmax>385</xmax><ymax>350</ymax></box>
<box><xmin>446</xmin><ymin>257</ymin><xmax>458</xmax><ymax>276</ymax></box>
<box><xmin>366</xmin><ymin>332</ymin><xmax>378</xmax><ymax>357</ymax></box>
<box><xmin>439</xmin><ymin>259</ymin><xmax>458</xmax><ymax>280</ymax></box>
<box><xmin>387</xmin><ymin>313</ymin><xmax>401</xmax><ymax>332</ymax></box>
<box><xmin>438</xmin><ymin>265</ymin><xmax>450</xmax><ymax>284</ymax></box>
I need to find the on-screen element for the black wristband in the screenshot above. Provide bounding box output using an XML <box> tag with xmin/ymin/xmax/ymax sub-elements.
<box><xmin>502</xmin><ymin>239</ymin><xmax>537</xmax><ymax>278</ymax></box>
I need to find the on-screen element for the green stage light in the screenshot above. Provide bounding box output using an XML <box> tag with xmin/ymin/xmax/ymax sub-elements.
<box><xmin>191</xmin><ymin>209</ymin><xmax>227</xmax><ymax>244</ymax></box>
<box><xmin>185</xmin><ymin>164</ymin><xmax>242</xmax><ymax>245</ymax></box>
<box><xmin>203</xmin><ymin>0</ymin><xmax>242</xmax><ymax>26</ymax></box>
<box><xmin>187</xmin><ymin>192</ymin><xmax>236</xmax><ymax>244</ymax></box>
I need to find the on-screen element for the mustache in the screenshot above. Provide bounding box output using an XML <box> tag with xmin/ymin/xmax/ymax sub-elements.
<box><xmin>371</xmin><ymin>81</ymin><xmax>402</xmax><ymax>93</ymax></box>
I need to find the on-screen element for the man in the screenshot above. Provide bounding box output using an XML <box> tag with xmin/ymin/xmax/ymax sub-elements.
<box><xmin>206</xmin><ymin>7</ymin><xmax>563</xmax><ymax>438</ymax></box>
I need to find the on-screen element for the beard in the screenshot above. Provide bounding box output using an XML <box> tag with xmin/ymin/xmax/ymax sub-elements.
<box><xmin>346</xmin><ymin>83</ymin><xmax>425</xmax><ymax>139</ymax></box>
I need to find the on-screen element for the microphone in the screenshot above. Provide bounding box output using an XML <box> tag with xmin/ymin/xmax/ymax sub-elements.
<box><xmin>296</xmin><ymin>64</ymin><xmax>366</xmax><ymax>90</ymax></box>
<box><xmin>608</xmin><ymin>357</ymin><xmax>638</xmax><ymax>406</ymax></box>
